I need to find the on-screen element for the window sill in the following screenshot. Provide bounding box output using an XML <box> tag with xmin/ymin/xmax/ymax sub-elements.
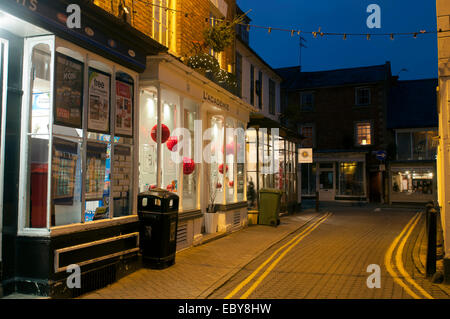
<box><xmin>215</xmin><ymin>201</ymin><xmax>248</xmax><ymax>212</ymax></box>
<box><xmin>50</xmin><ymin>215</ymin><xmax>138</xmax><ymax>237</ymax></box>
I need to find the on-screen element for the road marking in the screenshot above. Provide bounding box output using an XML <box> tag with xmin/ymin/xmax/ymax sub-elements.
<box><xmin>395</xmin><ymin>213</ymin><xmax>434</xmax><ymax>299</ymax></box>
<box><xmin>224</xmin><ymin>212</ymin><xmax>331</xmax><ymax>299</ymax></box>
<box><xmin>240</xmin><ymin>213</ymin><xmax>331</xmax><ymax>299</ymax></box>
<box><xmin>385</xmin><ymin>212</ymin><xmax>432</xmax><ymax>299</ymax></box>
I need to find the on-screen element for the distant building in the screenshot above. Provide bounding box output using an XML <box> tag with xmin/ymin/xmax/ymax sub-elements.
<box><xmin>387</xmin><ymin>79</ymin><xmax>438</xmax><ymax>204</ymax></box>
<box><xmin>278</xmin><ymin>62</ymin><xmax>394</xmax><ymax>203</ymax></box>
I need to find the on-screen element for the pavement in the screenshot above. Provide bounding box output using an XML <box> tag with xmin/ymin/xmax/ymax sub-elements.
<box><xmin>4</xmin><ymin>202</ymin><xmax>450</xmax><ymax>299</ymax></box>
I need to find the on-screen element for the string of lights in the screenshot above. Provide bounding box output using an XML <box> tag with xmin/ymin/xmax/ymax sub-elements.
<box><xmin>131</xmin><ymin>0</ymin><xmax>445</xmax><ymax>40</ymax></box>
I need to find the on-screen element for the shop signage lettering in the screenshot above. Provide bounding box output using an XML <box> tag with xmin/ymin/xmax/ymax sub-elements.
<box><xmin>15</xmin><ymin>0</ymin><xmax>38</xmax><ymax>12</ymax></box>
<box><xmin>203</xmin><ymin>91</ymin><xmax>229</xmax><ymax>111</ymax></box>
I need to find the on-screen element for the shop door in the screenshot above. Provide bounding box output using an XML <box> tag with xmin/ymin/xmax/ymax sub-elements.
<box><xmin>318</xmin><ymin>164</ymin><xmax>335</xmax><ymax>201</ymax></box>
<box><xmin>0</xmin><ymin>38</ymin><xmax>8</xmax><ymax>265</ymax></box>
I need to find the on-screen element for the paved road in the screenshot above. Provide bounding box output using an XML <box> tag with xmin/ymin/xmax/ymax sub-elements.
<box><xmin>79</xmin><ymin>205</ymin><xmax>450</xmax><ymax>299</ymax></box>
<box><xmin>208</xmin><ymin>206</ymin><xmax>448</xmax><ymax>299</ymax></box>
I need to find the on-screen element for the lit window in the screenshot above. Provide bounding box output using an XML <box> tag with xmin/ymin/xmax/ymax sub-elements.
<box><xmin>356</xmin><ymin>122</ymin><xmax>372</xmax><ymax>146</ymax></box>
<box><xmin>152</xmin><ymin>0</ymin><xmax>174</xmax><ymax>50</ymax></box>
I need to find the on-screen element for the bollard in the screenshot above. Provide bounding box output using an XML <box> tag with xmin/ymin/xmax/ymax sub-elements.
<box><xmin>316</xmin><ymin>191</ymin><xmax>319</xmax><ymax>212</ymax></box>
<box><xmin>425</xmin><ymin>202</ymin><xmax>434</xmax><ymax>237</ymax></box>
<box><xmin>426</xmin><ymin>208</ymin><xmax>437</xmax><ymax>278</ymax></box>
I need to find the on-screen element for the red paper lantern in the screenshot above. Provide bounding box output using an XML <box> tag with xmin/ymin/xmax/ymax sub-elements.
<box><xmin>228</xmin><ymin>181</ymin><xmax>234</xmax><ymax>187</ymax></box>
<box><xmin>183</xmin><ymin>157</ymin><xmax>195</xmax><ymax>175</ymax></box>
<box><xmin>150</xmin><ymin>184</ymin><xmax>157</xmax><ymax>190</ymax></box>
<box><xmin>216</xmin><ymin>182</ymin><xmax>222</xmax><ymax>189</ymax></box>
<box><xmin>222</xmin><ymin>141</ymin><xmax>235</xmax><ymax>154</ymax></box>
<box><xmin>166</xmin><ymin>136</ymin><xmax>178</xmax><ymax>152</ymax></box>
<box><xmin>218</xmin><ymin>164</ymin><xmax>228</xmax><ymax>174</ymax></box>
<box><xmin>167</xmin><ymin>184</ymin><xmax>174</xmax><ymax>191</ymax></box>
<box><xmin>151</xmin><ymin>124</ymin><xmax>170</xmax><ymax>143</ymax></box>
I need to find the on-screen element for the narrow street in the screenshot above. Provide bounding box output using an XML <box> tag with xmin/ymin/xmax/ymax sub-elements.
<box><xmin>81</xmin><ymin>205</ymin><xmax>450</xmax><ymax>299</ymax></box>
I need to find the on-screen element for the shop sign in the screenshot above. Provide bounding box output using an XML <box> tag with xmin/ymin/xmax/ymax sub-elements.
<box><xmin>203</xmin><ymin>91</ymin><xmax>230</xmax><ymax>111</ymax></box>
<box><xmin>88</xmin><ymin>68</ymin><xmax>111</xmax><ymax>133</ymax></box>
<box><xmin>115</xmin><ymin>80</ymin><xmax>133</xmax><ymax>137</ymax></box>
<box><xmin>298</xmin><ymin>148</ymin><xmax>313</xmax><ymax>163</ymax></box>
<box><xmin>54</xmin><ymin>53</ymin><xmax>84</xmax><ymax>128</ymax></box>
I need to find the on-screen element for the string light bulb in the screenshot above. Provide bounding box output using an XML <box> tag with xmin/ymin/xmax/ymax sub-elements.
<box><xmin>390</xmin><ymin>33</ymin><xmax>394</xmax><ymax>40</ymax></box>
<box><xmin>367</xmin><ymin>34</ymin><xmax>371</xmax><ymax>40</ymax></box>
<box><xmin>291</xmin><ymin>30</ymin><xmax>295</xmax><ymax>36</ymax></box>
<box><xmin>268</xmin><ymin>27</ymin><xmax>272</xmax><ymax>34</ymax></box>
<box><xmin>246</xmin><ymin>24</ymin><xmax>250</xmax><ymax>32</ymax></box>
<box><xmin>343</xmin><ymin>34</ymin><xmax>347</xmax><ymax>40</ymax></box>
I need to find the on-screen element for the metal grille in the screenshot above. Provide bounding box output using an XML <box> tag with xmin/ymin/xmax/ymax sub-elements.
<box><xmin>71</xmin><ymin>264</ymin><xmax>116</xmax><ymax>298</ymax></box>
<box><xmin>176</xmin><ymin>223</ymin><xmax>188</xmax><ymax>247</ymax></box>
<box><xmin>233</xmin><ymin>211</ymin><xmax>241</xmax><ymax>228</ymax></box>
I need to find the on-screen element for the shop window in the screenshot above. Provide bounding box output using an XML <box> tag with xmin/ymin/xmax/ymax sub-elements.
<box><xmin>395</xmin><ymin>130</ymin><xmax>438</xmax><ymax>160</ymax></box>
<box><xmin>20</xmin><ymin>38</ymin><xmax>139</xmax><ymax>231</ymax></box>
<box><xmin>210</xmin><ymin>115</ymin><xmax>224</xmax><ymax>204</ymax></box>
<box><xmin>300</xmin><ymin>92</ymin><xmax>314</xmax><ymax>112</ymax></box>
<box><xmin>337</xmin><ymin>162</ymin><xmax>364</xmax><ymax>196</ymax></box>
<box><xmin>139</xmin><ymin>87</ymin><xmax>158</xmax><ymax>192</ymax></box>
<box><xmin>23</xmin><ymin>40</ymin><xmax>53</xmax><ymax>228</ymax></box>
<box><xmin>246</xmin><ymin>128</ymin><xmax>257</xmax><ymax>208</ymax></box>
<box><xmin>182</xmin><ymin>99</ymin><xmax>199</xmax><ymax>210</ymax></box>
<box><xmin>250</xmin><ymin>65</ymin><xmax>255</xmax><ymax>106</ymax></box>
<box><xmin>355</xmin><ymin>87</ymin><xmax>371</xmax><ymax>106</ymax></box>
<box><xmin>225</xmin><ymin>118</ymin><xmax>236</xmax><ymax>203</ymax></box>
<box><xmin>355</xmin><ymin>122</ymin><xmax>372</xmax><ymax>146</ymax></box>
<box><xmin>392</xmin><ymin>169</ymin><xmax>434</xmax><ymax>201</ymax></box>
<box><xmin>236</xmin><ymin>122</ymin><xmax>246</xmax><ymax>202</ymax></box>
<box><xmin>161</xmin><ymin>89</ymin><xmax>180</xmax><ymax>193</ymax></box>
<box><xmin>301</xmin><ymin>163</ymin><xmax>316</xmax><ymax>196</ymax></box>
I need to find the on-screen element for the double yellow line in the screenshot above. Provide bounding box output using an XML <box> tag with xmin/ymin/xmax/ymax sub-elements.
<box><xmin>225</xmin><ymin>212</ymin><xmax>332</xmax><ymax>299</ymax></box>
<box><xmin>384</xmin><ymin>212</ymin><xmax>433</xmax><ymax>299</ymax></box>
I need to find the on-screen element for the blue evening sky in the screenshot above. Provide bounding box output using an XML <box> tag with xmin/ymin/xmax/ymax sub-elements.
<box><xmin>236</xmin><ymin>0</ymin><xmax>438</xmax><ymax>80</ymax></box>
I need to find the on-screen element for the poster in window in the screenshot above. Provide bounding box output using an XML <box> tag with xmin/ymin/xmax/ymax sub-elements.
<box><xmin>52</xmin><ymin>138</ymin><xmax>78</xmax><ymax>205</ymax></box>
<box><xmin>54</xmin><ymin>53</ymin><xmax>83</xmax><ymax>128</ymax></box>
<box><xmin>115</xmin><ymin>80</ymin><xmax>133</xmax><ymax>137</ymax></box>
<box><xmin>86</xmin><ymin>142</ymin><xmax>107</xmax><ymax>201</ymax></box>
<box><xmin>88</xmin><ymin>69</ymin><xmax>110</xmax><ymax>133</ymax></box>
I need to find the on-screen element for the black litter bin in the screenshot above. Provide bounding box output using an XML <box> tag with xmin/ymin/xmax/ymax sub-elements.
<box><xmin>138</xmin><ymin>189</ymin><xmax>179</xmax><ymax>269</ymax></box>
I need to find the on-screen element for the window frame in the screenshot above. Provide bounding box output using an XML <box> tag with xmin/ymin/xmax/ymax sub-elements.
<box><xmin>18</xmin><ymin>36</ymin><xmax>139</xmax><ymax>236</ymax></box>
<box><xmin>300</xmin><ymin>91</ymin><xmax>314</xmax><ymax>112</ymax></box>
<box><xmin>355</xmin><ymin>87</ymin><xmax>371</xmax><ymax>106</ymax></box>
<box><xmin>300</xmin><ymin>123</ymin><xmax>315</xmax><ymax>148</ymax></box>
<box><xmin>354</xmin><ymin>121</ymin><xmax>373</xmax><ymax>146</ymax></box>
<box><xmin>269</xmin><ymin>79</ymin><xmax>276</xmax><ymax>115</ymax></box>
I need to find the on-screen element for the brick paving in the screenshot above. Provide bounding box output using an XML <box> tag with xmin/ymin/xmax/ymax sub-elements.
<box><xmin>70</xmin><ymin>204</ymin><xmax>450</xmax><ymax>299</ymax></box>
<box><xmin>209</xmin><ymin>206</ymin><xmax>450</xmax><ymax>299</ymax></box>
<box><xmin>80</xmin><ymin>212</ymin><xmax>320</xmax><ymax>299</ymax></box>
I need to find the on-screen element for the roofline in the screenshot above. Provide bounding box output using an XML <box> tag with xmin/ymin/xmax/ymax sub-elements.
<box><xmin>275</xmin><ymin>62</ymin><xmax>391</xmax><ymax>75</ymax></box>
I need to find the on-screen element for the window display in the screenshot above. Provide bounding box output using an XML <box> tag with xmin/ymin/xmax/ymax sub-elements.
<box><xmin>337</xmin><ymin>162</ymin><xmax>364</xmax><ymax>196</ymax></box>
<box><xmin>210</xmin><ymin>115</ymin><xmax>224</xmax><ymax>204</ymax></box>
<box><xmin>113</xmin><ymin>143</ymin><xmax>133</xmax><ymax>217</ymax></box>
<box><xmin>115</xmin><ymin>77</ymin><xmax>133</xmax><ymax>137</ymax></box>
<box><xmin>54</xmin><ymin>53</ymin><xmax>83</xmax><ymax>128</ymax></box>
<box><xmin>182</xmin><ymin>99</ymin><xmax>198</xmax><ymax>210</ymax></box>
<box><xmin>88</xmin><ymin>68</ymin><xmax>110</xmax><ymax>133</ymax></box>
<box><xmin>392</xmin><ymin>168</ymin><xmax>434</xmax><ymax>201</ymax></box>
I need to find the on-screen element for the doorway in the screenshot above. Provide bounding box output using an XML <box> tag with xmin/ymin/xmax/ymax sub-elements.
<box><xmin>318</xmin><ymin>163</ymin><xmax>335</xmax><ymax>201</ymax></box>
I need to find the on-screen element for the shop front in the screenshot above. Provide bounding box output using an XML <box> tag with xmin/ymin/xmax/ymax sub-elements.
<box><xmin>301</xmin><ymin>152</ymin><xmax>368</xmax><ymax>202</ymax></box>
<box><xmin>246</xmin><ymin>115</ymin><xmax>301</xmax><ymax>213</ymax></box>
<box><xmin>139</xmin><ymin>54</ymin><xmax>256</xmax><ymax>250</ymax></box>
<box><xmin>0</xmin><ymin>0</ymin><xmax>165</xmax><ymax>297</ymax></box>
<box><xmin>389</xmin><ymin>162</ymin><xmax>437</xmax><ymax>203</ymax></box>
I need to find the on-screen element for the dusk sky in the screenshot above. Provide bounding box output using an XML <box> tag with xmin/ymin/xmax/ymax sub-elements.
<box><xmin>237</xmin><ymin>0</ymin><xmax>438</xmax><ymax>80</ymax></box>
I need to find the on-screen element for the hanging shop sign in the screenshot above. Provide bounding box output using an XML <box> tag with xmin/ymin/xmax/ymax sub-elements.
<box><xmin>88</xmin><ymin>68</ymin><xmax>111</xmax><ymax>133</ymax></box>
<box><xmin>54</xmin><ymin>53</ymin><xmax>84</xmax><ymax>128</ymax></box>
<box><xmin>298</xmin><ymin>148</ymin><xmax>313</xmax><ymax>163</ymax></box>
<box><xmin>115</xmin><ymin>80</ymin><xmax>133</xmax><ymax>137</ymax></box>
<box><xmin>203</xmin><ymin>91</ymin><xmax>230</xmax><ymax>111</ymax></box>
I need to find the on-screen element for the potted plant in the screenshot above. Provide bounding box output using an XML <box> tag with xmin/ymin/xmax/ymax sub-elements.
<box><xmin>205</xmin><ymin>172</ymin><xmax>220</xmax><ymax>233</ymax></box>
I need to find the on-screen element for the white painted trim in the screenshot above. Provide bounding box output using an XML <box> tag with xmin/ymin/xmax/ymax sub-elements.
<box><xmin>0</xmin><ymin>38</ymin><xmax>8</xmax><ymax>262</ymax></box>
<box><xmin>54</xmin><ymin>232</ymin><xmax>139</xmax><ymax>273</ymax></box>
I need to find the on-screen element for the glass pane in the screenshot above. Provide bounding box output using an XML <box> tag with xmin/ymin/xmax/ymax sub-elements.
<box><xmin>27</xmin><ymin>43</ymin><xmax>52</xmax><ymax>228</ymax></box>
<box><xmin>225</xmin><ymin>118</ymin><xmax>235</xmax><ymax>203</ymax></box>
<box><xmin>397</xmin><ymin>132</ymin><xmax>412</xmax><ymax>160</ymax></box>
<box><xmin>112</xmin><ymin>144</ymin><xmax>133</xmax><ymax>217</ymax></box>
<box><xmin>338</xmin><ymin>162</ymin><xmax>364</xmax><ymax>196</ymax></box>
<box><xmin>413</xmin><ymin>131</ymin><xmax>427</xmax><ymax>160</ymax></box>
<box><xmin>84</xmin><ymin>141</ymin><xmax>110</xmax><ymax>222</ymax></box>
<box><xmin>161</xmin><ymin>90</ymin><xmax>179</xmax><ymax>192</ymax></box>
<box><xmin>139</xmin><ymin>88</ymin><xmax>158</xmax><ymax>191</ymax></box>
<box><xmin>319</xmin><ymin>172</ymin><xmax>333</xmax><ymax>190</ymax></box>
<box><xmin>247</xmin><ymin>172</ymin><xmax>257</xmax><ymax>209</ymax></box>
<box><xmin>51</xmin><ymin>137</ymin><xmax>82</xmax><ymax>226</ymax></box>
<box><xmin>426</xmin><ymin>131</ymin><xmax>438</xmax><ymax>160</ymax></box>
<box><xmin>210</xmin><ymin>115</ymin><xmax>224</xmax><ymax>204</ymax></box>
<box><xmin>182</xmin><ymin>99</ymin><xmax>198</xmax><ymax>210</ymax></box>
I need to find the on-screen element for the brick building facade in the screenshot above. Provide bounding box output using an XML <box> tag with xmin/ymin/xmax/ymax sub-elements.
<box><xmin>278</xmin><ymin>63</ymin><xmax>394</xmax><ymax>203</ymax></box>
